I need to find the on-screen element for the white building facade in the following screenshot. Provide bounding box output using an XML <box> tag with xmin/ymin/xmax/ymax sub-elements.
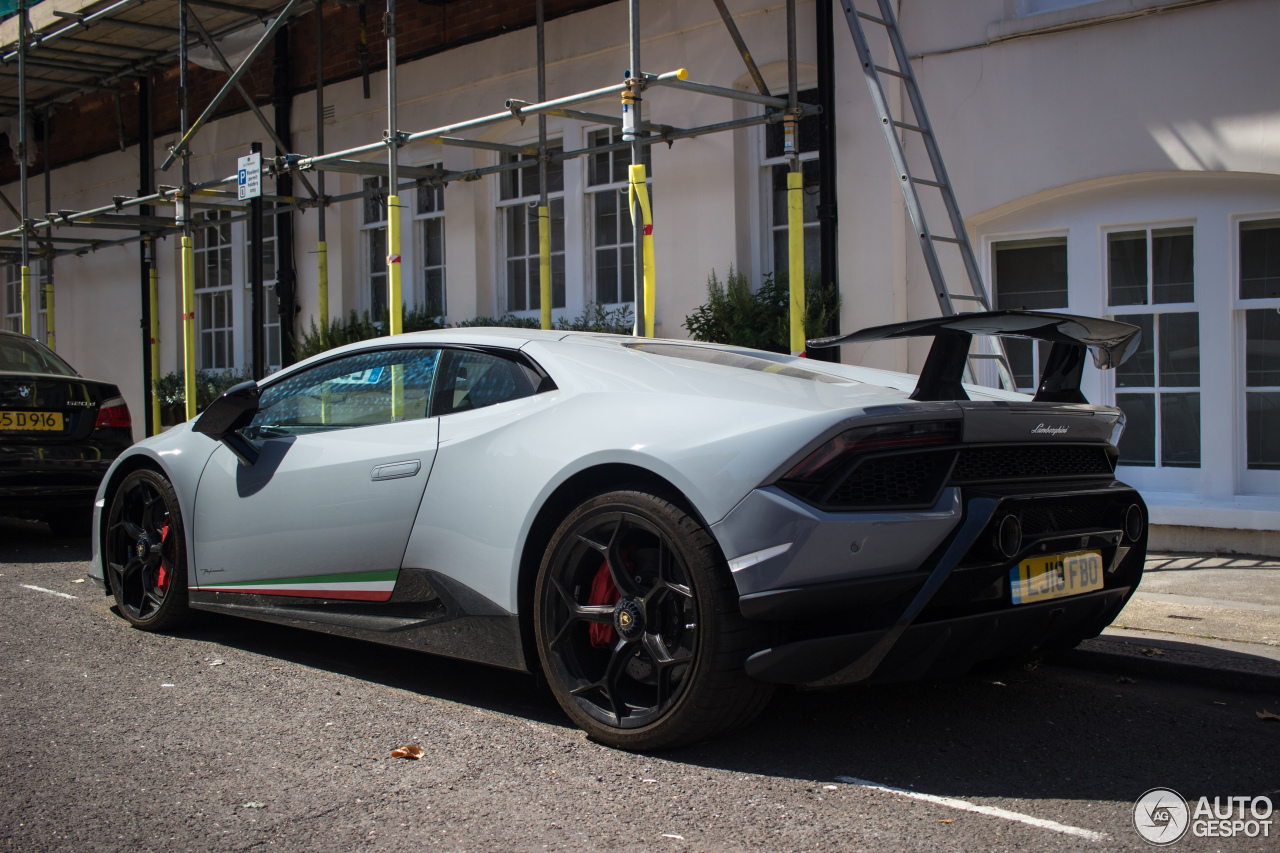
<box><xmin>4</xmin><ymin>0</ymin><xmax>1278</xmax><ymax>554</ymax></box>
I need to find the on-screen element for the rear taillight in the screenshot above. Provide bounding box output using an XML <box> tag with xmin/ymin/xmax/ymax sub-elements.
<box><xmin>784</xmin><ymin>420</ymin><xmax>961</xmax><ymax>483</ymax></box>
<box><xmin>95</xmin><ymin>396</ymin><xmax>132</xmax><ymax>429</ymax></box>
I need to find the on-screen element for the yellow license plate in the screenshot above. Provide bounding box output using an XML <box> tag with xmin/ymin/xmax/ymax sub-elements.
<box><xmin>1010</xmin><ymin>550</ymin><xmax>1104</xmax><ymax>605</ymax></box>
<box><xmin>0</xmin><ymin>410</ymin><xmax>64</xmax><ymax>432</ymax></box>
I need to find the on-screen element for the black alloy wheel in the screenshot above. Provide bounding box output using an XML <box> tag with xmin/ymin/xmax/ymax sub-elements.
<box><xmin>105</xmin><ymin>469</ymin><xmax>192</xmax><ymax>631</ymax></box>
<box><xmin>534</xmin><ymin>490</ymin><xmax>774</xmax><ymax>751</ymax></box>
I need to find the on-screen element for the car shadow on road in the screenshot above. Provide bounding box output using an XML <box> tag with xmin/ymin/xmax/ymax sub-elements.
<box><xmin>0</xmin><ymin>517</ymin><xmax>92</xmax><ymax>564</ymax></box>
<box><xmin>674</xmin><ymin>664</ymin><xmax>1280</xmax><ymax>808</ymax></box>
<box><xmin>171</xmin><ymin>605</ymin><xmax>1280</xmax><ymax>811</ymax></box>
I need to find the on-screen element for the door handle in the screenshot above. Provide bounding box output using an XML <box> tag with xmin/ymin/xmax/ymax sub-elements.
<box><xmin>371</xmin><ymin>460</ymin><xmax>421</xmax><ymax>481</ymax></box>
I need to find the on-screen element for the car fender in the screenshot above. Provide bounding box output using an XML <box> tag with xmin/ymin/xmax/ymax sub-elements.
<box><xmin>90</xmin><ymin>421</ymin><xmax>221</xmax><ymax>588</ymax></box>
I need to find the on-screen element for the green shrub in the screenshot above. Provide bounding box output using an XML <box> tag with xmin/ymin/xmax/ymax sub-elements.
<box><xmin>296</xmin><ymin>303</ymin><xmax>637</xmax><ymax>359</ymax></box>
<box><xmin>153</xmin><ymin>366</ymin><xmax>255</xmax><ymax>425</ymax></box>
<box><xmin>683</xmin><ymin>265</ymin><xmax>840</xmax><ymax>353</ymax></box>
<box><xmin>297</xmin><ymin>305</ymin><xmax>448</xmax><ymax>360</ymax></box>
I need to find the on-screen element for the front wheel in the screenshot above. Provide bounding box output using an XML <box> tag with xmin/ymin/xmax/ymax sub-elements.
<box><xmin>104</xmin><ymin>468</ymin><xmax>192</xmax><ymax>631</ymax></box>
<box><xmin>534</xmin><ymin>490</ymin><xmax>774</xmax><ymax>751</ymax></box>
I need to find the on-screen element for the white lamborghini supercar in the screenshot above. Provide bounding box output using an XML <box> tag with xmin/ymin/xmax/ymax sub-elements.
<box><xmin>90</xmin><ymin>311</ymin><xmax>1148</xmax><ymax>750</ymax></box>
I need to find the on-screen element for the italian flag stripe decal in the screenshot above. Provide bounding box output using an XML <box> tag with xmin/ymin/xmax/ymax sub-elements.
<box><xmin>201</xmin><ymin>569</ymin><xmax>397</xmax><ymax>601</ymax></box>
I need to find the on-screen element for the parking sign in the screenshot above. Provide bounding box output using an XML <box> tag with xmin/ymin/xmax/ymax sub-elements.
<box><xmin>237</xmin><ymin>152</ymin><xmax>262</xmax><ymax>200</ymax></box>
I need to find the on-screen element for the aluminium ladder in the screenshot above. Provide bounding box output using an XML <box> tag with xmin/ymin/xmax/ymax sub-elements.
<box><xmin>838</xmin><ymin>0</ymin><xmax>1015</xmax><ymax>391</ymax></box>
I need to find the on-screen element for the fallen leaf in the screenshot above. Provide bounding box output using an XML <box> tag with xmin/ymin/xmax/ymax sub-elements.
<box><xmin>937</xmin><ymin>819</ymin><xmax>955</xmax><ymax>824</ymax></box>
<box><xmin>1258</xmin><ymin>709</ymin><xmax>1280</xmax><ymax>721</ymax></box>
<box><xmin>390</xmin><ymin>745</ymin><xmax>424</xmax><ymax>760</ymax></box>
<box><xmin>1140</xmin><ymin>647</ymin><xmax>1164</xmax><ymax>657</ymax></box>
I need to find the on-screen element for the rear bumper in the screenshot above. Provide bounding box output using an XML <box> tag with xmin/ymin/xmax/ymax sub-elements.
<box><xmin>729</xmin><ymin>480</ymin><xmax>1147</xmax><ymax>686</ymax></box>
<box><xmin>746</xmin><ymin>586</ymin><xmax>1132</xmax><ymax>686</ymax></box>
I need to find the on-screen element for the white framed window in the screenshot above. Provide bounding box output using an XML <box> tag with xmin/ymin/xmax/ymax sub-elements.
<box><xmin>1238</xmin><ymin>217</ymin><xmax>1280</xmax><ymax>492</ymax></box>
<box><xmin>242</xmin><ymin>203</ymin><xmax>281</xmax><ymax>373</ymax></box>
<box><xmin>3</xmin><ymin>264</ymin><xmax>19</xmax><ymax>333</ymax></box>
<box><xmin>1106</xmin><ymin>225</ymin><xmax>1200</xmax><ymax>469</ymax></box>
<box><xmin>194</xmin><ymin>209</ymin><xmax>235</xmax><ymax>370</ymax></box>
<box><xmin>415</xmin><ymin>175</ymin><xmax>446</xmax><ymax>319</ymax></box>
<box><xmin>761</xmin><ymin>88</ymin><xmax>820</xmax><ymax>282</ymax></box>
<box><xmin>363</xmin><ymin>175</ymin><xmax>389</xmax><ymax>320</ymax></box>
<box><xmin>1</xmin><ymin>263</ymin><xmax>47</xmax><ymax>341</ymax></box>
<box><xmin>498</xmin><ymin>144</ymin><xmax>564</xmax><ymax>314</ymax></box>
<box><xmin>992</xmin><ymin>236</ymin><xmax>1069</xmax><ymax>391</ymax></box>
<box><xmin>586</xmin><ymin>128</ymin><xmax>651</xmax><ymax>306</ymax></box>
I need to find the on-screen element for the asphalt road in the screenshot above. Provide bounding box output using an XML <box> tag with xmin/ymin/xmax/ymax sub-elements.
<box><xmin>3</xmin><ymin>517</ymin><xmax>1277</xmax><ymax>853</ymax></box>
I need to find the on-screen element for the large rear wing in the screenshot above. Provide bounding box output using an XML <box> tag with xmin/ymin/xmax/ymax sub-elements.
<box><xmin>808</xmin><ymin>310</ymin><xmax>1141</xmax><ymax>404</ymax></box>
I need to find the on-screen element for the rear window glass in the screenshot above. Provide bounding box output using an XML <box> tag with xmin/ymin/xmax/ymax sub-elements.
<box><xmin>628</xmin><ymin>343</ymin><xmax>851</xmax><ymax>384</ymax></box>
<box><xmin>0</xmin><ymin>335</ymin><xmax>77</xmax><ymax>377</ymax></box>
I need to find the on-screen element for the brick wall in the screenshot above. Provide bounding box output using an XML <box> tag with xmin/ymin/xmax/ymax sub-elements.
<box><xmin>1</xmin><ymin>0</ymin><xmax>614</xmax><ymax>185</ymax></box>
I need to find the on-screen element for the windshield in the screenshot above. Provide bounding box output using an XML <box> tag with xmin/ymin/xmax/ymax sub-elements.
<box><xmin>0</xmin><ymin>335</ymin><xmax>78</xmax><ymax>377</ymax></box>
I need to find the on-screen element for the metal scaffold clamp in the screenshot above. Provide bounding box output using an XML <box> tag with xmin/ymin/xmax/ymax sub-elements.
<box><xmin>621</xmin><ymin>70</ymin><xmax>644</xmax><ymax>142</ymax></box>
<box><xmin>504</xmin><ymin>99</ymin><xmax>529</xmax><ymax>123</ymax></box>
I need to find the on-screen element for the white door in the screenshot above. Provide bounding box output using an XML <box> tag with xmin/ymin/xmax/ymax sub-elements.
<box><xmin>192</xmin><ymin>346</ymin><xmax>443</xmax><ymax>600</ymax></box>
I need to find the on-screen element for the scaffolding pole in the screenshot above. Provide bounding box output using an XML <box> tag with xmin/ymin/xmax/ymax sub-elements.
<box><xmin>385</xmin><ymin>0</ymin><xmax>401</xmax><ymax>338</ymax></box>
<box><xmin>42</xmin><ymin>104</ymin><xmax>53</xmax><ymax>351</ymax></box>
<box><xmin>315</xmin><ymin>0</ymin><xmax>328</xmax><ymax>346</ymax></box>
<box><xmin>18</xmin><ymin>0</ymin><xmax>29</xmax><ymax>337</ymax></box>
<box><xmin>626</xmin><ymin>0</ymin><xmax>643</xmax><ymax>336</ymax></box>
<box><xmin>785</xmin><ymin>0</ymin><xmax>803</xmax><ymax>357</ymax></box>
<box><xmin>536</xmin><ymin>0</ymin><xmax>550</xmax><ymax>331</ymax></box>
<box><xmin>179</xmin><ymin>0</ymin><xmax>196</xmax><ymax>421</ymax></box>
<box><xmin>139</xmin><ymin>72</ymin><xmax>155</xmax><ymax>434</ymax></box>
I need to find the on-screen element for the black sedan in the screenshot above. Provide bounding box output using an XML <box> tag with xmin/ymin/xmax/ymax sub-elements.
<box><xmin>0</xmin><ymin>330</ymin><xmax>133</xmax><ymax>534</ymax></box>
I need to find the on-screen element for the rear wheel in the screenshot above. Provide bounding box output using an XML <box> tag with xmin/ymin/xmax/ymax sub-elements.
<box><xmin>104</xmin><ymin>469</ymin><xmax>192</xmax><ymax>631</ymax></box>
<box><xmin>534</xmin><ymin>490</ymin><xmax>773</xmax><ymax>751</ymax></box>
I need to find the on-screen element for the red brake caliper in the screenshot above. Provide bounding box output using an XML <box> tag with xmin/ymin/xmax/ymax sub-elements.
<box><xmin>587</xmin><ymin>562</ymin><xmax>620</xmax><ymax>648</ymax></box>
<box><xmin>156</xmin><ymin>521</ymin><xmax>170</xmax><ymax>592</ymax></box>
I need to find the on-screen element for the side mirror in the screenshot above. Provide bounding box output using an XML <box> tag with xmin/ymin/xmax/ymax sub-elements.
<box><xmin>192</xmin><ymin>379</ymin><xmax>261</xmax><ymax>466</ymax></box>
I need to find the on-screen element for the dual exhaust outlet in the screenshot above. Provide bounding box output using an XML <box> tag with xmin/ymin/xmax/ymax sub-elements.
<box><xmin>993</xmin><ymin>503</ymin><xmax>1145</xmax><ymax>559</ymax></box>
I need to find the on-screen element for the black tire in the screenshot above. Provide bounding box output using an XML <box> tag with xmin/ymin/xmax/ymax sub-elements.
<box><xmin>533</xmin><ymin>490</ymin><xmax>774</xmax><ymax>751</ymax></box>
<box><xmin>103</xmin><ymin>468</ymin><xmax>193</xmax><ymax>631</ymax></box>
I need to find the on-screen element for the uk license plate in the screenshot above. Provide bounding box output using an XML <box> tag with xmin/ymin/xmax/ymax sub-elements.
<box><xmin>1010</xmin><ymin>550</ymin><xmax>1104</xmax><ymax>605</ymax></box>
<box><xmin>0</xmin><ymin>410</ymin><xmax>63</xmax><ymax>431</ymax></box>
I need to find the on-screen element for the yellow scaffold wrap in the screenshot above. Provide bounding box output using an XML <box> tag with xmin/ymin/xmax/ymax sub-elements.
<box><xmin>538</xmin><ymin>205</ymin><xmax>551</xmax><ymax>330</ymax></box>
<box><xmin>181</xmin><ymin>235</ymin><xmax>197</xmax><ymax>421</ymax></box>
<box><xmin>387</xmin><ymin>195</ymin><xmax>404</xmax><ymax>420</ymax></box>
<box><xmin>19</xmin><ymin>266</ymin><xmax>29</xmax><ymax>336</ymax></box>
<box><xmin>627</xmin><ymin>163</ymin><xmax>655</xmax><ymax>338</ymax></box>
<box><xmin>787</xmin><ymin>170</ymin><xmax>805</xmax><ymax>357</ymax></box>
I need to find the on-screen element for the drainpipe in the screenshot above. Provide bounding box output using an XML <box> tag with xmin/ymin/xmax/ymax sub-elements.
<box><xmin>274</xmin><ymin>24</ymin><xmax>297</xmax><ymax>367</ymax></box>
<box><xmin>815</xmin><ymin>0</ymin><xmax>840</xmax><ymax>362</ymax></box>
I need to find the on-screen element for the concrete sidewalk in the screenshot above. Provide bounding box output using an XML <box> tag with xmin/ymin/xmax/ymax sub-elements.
<box><xmin>1054</xmin><ymin>552</ymin><xmax>1280</xmax><ymax>695</ymax></box>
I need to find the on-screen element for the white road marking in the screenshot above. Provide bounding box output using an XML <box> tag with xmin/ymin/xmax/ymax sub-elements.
<box><xmin>835</xmin><ymin>776</ymin><xmax>1107</xmax><ymax>841</ymax></box>
<box><xmin>20</xmin><ymin>584</ymin><xmax>77</xmax><ymax>600</ymax></box>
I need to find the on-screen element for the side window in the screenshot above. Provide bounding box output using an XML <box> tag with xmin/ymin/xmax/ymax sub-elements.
<box><xmin>246</xmin><ymin>348</ymin><xmax>441</xmax><ymax>438</ymax></box>
<box><xmin>430</xmin><ymin>350</ymin><xmax>538</xmax><ymax>417</ymax></box>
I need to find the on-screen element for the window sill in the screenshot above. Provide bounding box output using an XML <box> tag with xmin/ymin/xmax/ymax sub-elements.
<box><xmin>986</xmin><ymin>0</ymin><xmax>1212</xmax><ymax>43</ymax></box>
